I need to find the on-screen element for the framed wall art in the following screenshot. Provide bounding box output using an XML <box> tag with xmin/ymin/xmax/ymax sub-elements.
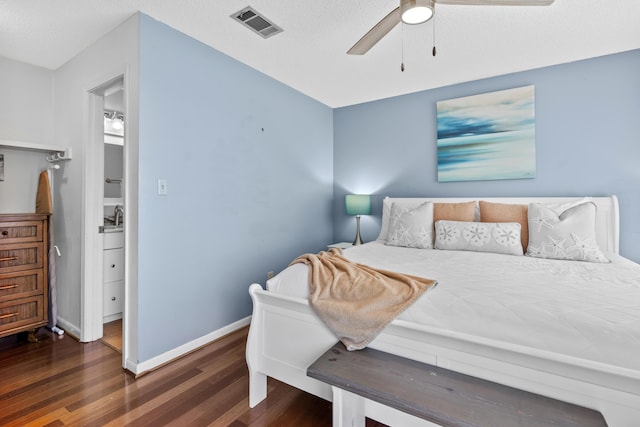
<box><xmin>437</xmin><ymin>85</ymin><xmax>536</xmax><ymax>182</ymax></box>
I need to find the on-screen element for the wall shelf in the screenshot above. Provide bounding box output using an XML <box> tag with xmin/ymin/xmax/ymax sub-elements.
<box><xmin>0</xmin><ymin>139</ymin><xmax>72</xmax><ymax>164</ymax></box>
<box><xmin>0</xmin><ymin>139</ymin><xmax>68</xmax><ymax>154</ymax></box>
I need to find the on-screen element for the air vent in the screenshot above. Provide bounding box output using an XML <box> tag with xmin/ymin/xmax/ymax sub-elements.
<box><xmin>232</xmin><ymin>6</ymin><xmax>283</xmax><ymax>39</ymax></box>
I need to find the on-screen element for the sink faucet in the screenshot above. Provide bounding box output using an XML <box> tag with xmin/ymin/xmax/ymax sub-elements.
<box><xmin>114</xmin><ymin>205</ymin><xmax>124</xmax><ymax>227</ymax></box>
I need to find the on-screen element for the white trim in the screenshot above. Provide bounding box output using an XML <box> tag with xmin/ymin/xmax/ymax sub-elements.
<box><xmin>129</xmin><ymin>316</ymin><xmax>252</xmax><ymax>376</ymax></box>
<box><xmin>55</xmin><ymin>315</ymin><xmax>81</xmax><ymax>339</ymax></box>
<box><xmin>103</xmin><ymin>313</ymin><xmax>123</xmax><ymax>324</ymax></box>
<box><xmin>121</xmin><ymin>65</ymin><xmax>138</xmax><ymax>372</ymax></box>
<box><xmin>80</xmin><ymin>89</ymin><xmax>106</xmax><ymax>342</ymax></box>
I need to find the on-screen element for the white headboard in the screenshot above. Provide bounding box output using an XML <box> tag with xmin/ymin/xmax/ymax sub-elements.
<box><xmin>382</xmin><ymin>196</ymin><xmax>620</xmax><ymax>255</ymax></box>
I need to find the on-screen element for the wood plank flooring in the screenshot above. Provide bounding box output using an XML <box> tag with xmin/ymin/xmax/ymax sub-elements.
<box><xmin>0</xmin><ymin>326</ymin><xmax>386</xmax><ymax>426</ymax></box>
<box><xmin>100</xmin><ymin>319</ymin><xmax>122</xmax><ymax>352</ymax></box>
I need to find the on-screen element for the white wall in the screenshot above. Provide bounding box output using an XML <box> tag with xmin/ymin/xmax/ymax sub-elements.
<box><xmin>0</xmin><ymin>57</ymin><xmax>54</xmax><ymax>213</ymax></box>
<box><xmin>52</xmin><ymin>13</ymin><xmax>140</xmax><ymax>365</ymax></box>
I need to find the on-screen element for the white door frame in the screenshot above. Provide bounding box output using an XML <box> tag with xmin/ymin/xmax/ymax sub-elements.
<box><xmin>81</xmin><ymin>70</ymin><xmax>128</xmax><ymax>365</ymax></box>
<box><xmin>81</xmin><ymin>86</ymin><xmax>106</xmax><ymax>343</ymax></box>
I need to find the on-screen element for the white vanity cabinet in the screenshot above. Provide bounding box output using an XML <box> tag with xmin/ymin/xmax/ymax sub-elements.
<box><xmin>103</xmin><ymin>231</ymin><xmax>124</xmax><ymax>322</ymax></box>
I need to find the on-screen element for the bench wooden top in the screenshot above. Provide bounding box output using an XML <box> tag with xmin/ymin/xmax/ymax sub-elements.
<box><xmin>307</xmin><ymin>343</ymin><xmax>607</xmax><ymax>427</ymax></box>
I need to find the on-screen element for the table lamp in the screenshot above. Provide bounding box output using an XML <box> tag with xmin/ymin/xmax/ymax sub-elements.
<box><xmin>345</xmin><ymin>194</ymin><xmax>371</xmax><ymax>245</ymax></box>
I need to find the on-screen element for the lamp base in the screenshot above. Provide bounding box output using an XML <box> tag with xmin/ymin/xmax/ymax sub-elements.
<box><xmin>352</xmin><ymin>215</ymin><xmax>363</xmax><ymax>246</ymax></box>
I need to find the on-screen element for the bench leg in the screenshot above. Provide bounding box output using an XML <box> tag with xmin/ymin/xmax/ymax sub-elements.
<box><xmin>332</xmin><ymin>387</ymin><xmax>365</xmax><ymax>427</ymax></box>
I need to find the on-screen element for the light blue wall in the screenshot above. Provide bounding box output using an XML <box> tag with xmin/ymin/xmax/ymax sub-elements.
<box><xmin>138</xmin><ymin>15</ymin><xmax>333</xmax><ymax>360</ymax></box>
<box><xmin>334</xmin><ymin>49</ymin><xmax>640</xmax><ymax>262</ymax></box>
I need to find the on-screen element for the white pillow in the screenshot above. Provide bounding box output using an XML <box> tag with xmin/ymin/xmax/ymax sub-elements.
<box><xmin>434</xmin><ymin>220</ymin><xmax>523</xmax><ymax>256</ymax></box>
<box><xmin>386</xmin><ymin>202</ymin><xmax>434</xmax><ymax>249</ymax></box>
<box><xmin>378</xmin><ymin>198</ymin><xmax>431</xmax><ymax>242</ymax></box>
<box><xmin>526</xmin><ymin>201</ymin><xmax>609</xmax><ymax>263</ymax></box>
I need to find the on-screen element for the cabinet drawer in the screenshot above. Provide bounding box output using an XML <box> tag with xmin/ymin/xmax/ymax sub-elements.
<box><xmin>103</xmin><ymin>248</ymin><xmax>124</xmax><ymax>283</ymax></box>
<box><xmin>104</xmin><ymin>280</ymin><xmax>124</xmax><ymax>317</ymax></box>
<box><xmin>0</xmin><ymin>243</ymin><xmax>44</xmax><ymax>274</ymax></box>
<box><xmin>0</xmin><ymin>220</ymin><xmax>44</xmax><ymax>244</ymax></box>
<box><xmin>0</xmin><ymin>270</ymin><xmax>44</xmax><ymax>303</ymax></box>
<box><xmin>103</xmin><ymin>232</ymin><xmax>124</xmax><ymax>250</ymax></box>
<box><xmin>0</xmin><ymin>296</ymin><xmax>45</xmax><ymax>333</ymax></box>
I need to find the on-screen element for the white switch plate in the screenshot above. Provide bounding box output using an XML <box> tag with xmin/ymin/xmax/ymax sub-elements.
<box><xmin>157</xmin><ymin>179</ymin><xmax>168</xmax><ymax>195</ymax></box>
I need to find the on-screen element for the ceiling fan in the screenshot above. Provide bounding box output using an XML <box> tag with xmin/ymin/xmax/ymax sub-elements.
<box><xmin>347</xmin><ymin>0</ymin><xmax>555</xmax><ymax>55</ymax></box>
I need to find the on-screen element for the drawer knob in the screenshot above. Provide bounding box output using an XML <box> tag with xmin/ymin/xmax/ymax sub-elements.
<box><xmin>111</xmin><ymin>264</ymin><xmax>116</xmax><ymax>268</ymax></box>
<box><xmin>111</xmin><ymin>297</ymin><xmax>116</xmax><ymax>301</ymax></box>
<box><xmin>1</xmin><ymin>230</ymin><xmax>7</xmax><ymax>236</ymax></box>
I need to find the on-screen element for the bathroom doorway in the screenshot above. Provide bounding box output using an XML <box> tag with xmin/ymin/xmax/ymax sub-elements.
<box><xmin>101</xmin><ymin>82</ymin><xmax>125</xmax><ymax>352</ymax></box>
<box><xmin>81</xmin><ymin>73</ymin><xmax>127</xmax><ymax>361</ymax></box>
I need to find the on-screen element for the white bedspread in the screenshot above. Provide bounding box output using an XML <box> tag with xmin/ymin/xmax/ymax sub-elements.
<box><xmin>268</xmin><ymin>242</ymin><xmax>640</xmax><ymax>371</ymax></box>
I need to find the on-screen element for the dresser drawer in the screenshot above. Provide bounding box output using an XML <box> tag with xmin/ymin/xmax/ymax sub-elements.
<box><xmin>0</xmin><ymin>296</ymin><xmax>45</xmax><ymax>333</ymax></box>
<box><xmin>0</xmin><ymin>220</ymin><xmax>44</xmax><ymax>244</ymax></box>
<box><xmin>0</xmin><ymin>243</ymin><xmax>45</xmax><ymax>274</ymax></box>
<box><xmin>104</xmin><ymin>280</ymin><xmax>124</xmax><ymax>316</ymax></box>
<box><xmin>103</xmin><ymin>248</ymin><xmax>124</xmax><ymax>283</ymax></box>
<box><xmin>0</xmin><ymin>270</ymin><xmax>44</xmax><ymax>303</ymax></box>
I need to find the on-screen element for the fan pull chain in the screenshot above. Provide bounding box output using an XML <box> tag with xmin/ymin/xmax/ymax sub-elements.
<box><xmin>401</xmin><ymin>23</ymin><xmax>405</xmax><ymax>72</ymax></box>
<box><xmin>432</xmin><ymin>12</ymin><xmax>437</xmax><ymax>57</ymax></box>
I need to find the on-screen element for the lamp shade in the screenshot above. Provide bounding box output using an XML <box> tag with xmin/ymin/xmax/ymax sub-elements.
<box><xmin>345</xmin><ymin>194</ymin><xmax>371</xmax><ymax>216</ymax></box>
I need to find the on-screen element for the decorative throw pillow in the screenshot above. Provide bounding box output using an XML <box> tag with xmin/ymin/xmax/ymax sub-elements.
<box><xmin>526</xmin><ymin>202</ymin><xmax>609</xmax><ymax>263</ymax></box>
<box><xmin>434</xmin><ymin>220</ymin><xmax>523</xmax><ymax>256</ymax></box>
<box><xmin>377</xmin><ymin>198</ymin><xmax>428</xmax><ymax>242</ymax></box>
<box><xmin>479</xmin><ymin>201</ymin><xmax>529</xmax><ymax>252</ymax></box>
<box><xmin>433</xmin><ymin>202</ymin><xmax>476</xmax><ymax>223</ymax></box>
<box><xmin>386</xmin><ymin>202</ymin><xmax>434</xmax><ymax>249</ymax></box>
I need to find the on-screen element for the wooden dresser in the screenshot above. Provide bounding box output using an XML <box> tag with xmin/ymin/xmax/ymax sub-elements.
<box><xmin>0</xmin><ymin>214</ymin><xmax>48</xmax><ymax>341</ymax></box>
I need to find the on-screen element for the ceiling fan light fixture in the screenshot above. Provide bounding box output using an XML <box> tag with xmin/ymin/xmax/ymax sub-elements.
<box><xmin>400</xmin><ymin>0</ymin><xmax>435</xmax><ymax>24</ymax></box>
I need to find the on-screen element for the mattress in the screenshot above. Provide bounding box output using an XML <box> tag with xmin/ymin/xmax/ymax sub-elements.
<box><xmin>267</xmin><ymin>241</ymin><xmax>640</xmax><ymax>372</ymax></box>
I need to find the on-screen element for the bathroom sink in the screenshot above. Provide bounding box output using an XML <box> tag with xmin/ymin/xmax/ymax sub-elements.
<box><xmin>103</xmin><ymin>215</ymin><xmax>123</xmax><ymax>233</ymax></box>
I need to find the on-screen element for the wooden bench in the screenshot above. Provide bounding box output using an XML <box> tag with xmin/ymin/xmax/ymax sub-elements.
<box><xmin>307</xmin><ymin>343</ymin><xmax>607</xmax><ymax>427</ymax></box>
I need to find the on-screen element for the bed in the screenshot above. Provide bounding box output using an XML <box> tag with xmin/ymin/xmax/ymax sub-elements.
<box><xmin>245</xmin><ymin>196</ymin><xmax>640</xmax><ymax>426</ymax></box>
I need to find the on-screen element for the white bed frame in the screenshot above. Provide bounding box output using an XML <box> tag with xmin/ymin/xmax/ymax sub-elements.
<box><xmin>246</xmin><ymin>196</ymin><xmax>640</xmax><ymax>426</ymax></box>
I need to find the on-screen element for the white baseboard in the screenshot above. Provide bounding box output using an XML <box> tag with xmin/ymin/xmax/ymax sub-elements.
<box><xmin>103</xmin><ymin>313</ymin><xmax>123</xmax><ymax>324</ymax></box>
<box><xmin>129</xmin><ymin>316</ymin><xmax>251</xmax><ymax>376</ymax></box>
<box><xmin>55</xmin><ymin>316</ymin><xmax>81</xmax><ymax>339</ymax></box>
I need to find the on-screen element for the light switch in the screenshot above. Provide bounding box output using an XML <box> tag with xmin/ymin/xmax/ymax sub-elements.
<box><xmin>157</xmin><ymin>179</ymin><xmax>168</xmax><ymax>195</ymax></box>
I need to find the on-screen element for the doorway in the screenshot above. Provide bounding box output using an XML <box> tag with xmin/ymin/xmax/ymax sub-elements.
<box><xmin>82</xmin><ymin>74</ymin><xmax>127</xmax><ymax>361</ymax></box>
<box><xmin>101</xmin><ymin>82</ymin><xmax>125</xmax><ymax>352</ymax></box>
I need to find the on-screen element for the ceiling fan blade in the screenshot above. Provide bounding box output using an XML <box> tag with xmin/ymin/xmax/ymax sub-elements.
<box><xmin>437</xmin><ymin>0</ymin><xmax>554</xmax><ymax>5</ymax></box>
<box><xmin>347</xmin><ymin>7</ymin><xmax>402</xmax><ymax>55</ymax></box>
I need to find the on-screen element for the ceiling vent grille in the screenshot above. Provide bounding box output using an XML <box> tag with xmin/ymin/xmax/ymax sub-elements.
<box><xmin>232</xmin><ymin>7</ymin><xmax>283</xmax><ymax>39</ymax></box>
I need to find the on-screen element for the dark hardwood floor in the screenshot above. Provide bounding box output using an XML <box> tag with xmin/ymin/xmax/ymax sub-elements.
<box><xmin>0</xmin><ymin>326</ymin><xmax>386</xmax><ymax>426</ymax></box>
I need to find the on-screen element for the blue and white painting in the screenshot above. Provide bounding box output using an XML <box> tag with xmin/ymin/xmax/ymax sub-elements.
<box><xmin>437</xmin><ymin>85</ymin><xmax>536</xmax><ymax>182</ymax></box>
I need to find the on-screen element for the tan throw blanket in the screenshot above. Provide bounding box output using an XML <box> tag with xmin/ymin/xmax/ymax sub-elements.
<box><xmin>291</xmin><ymin>249</ymin><xmax>436</xmax><ymax>351</ymax></box>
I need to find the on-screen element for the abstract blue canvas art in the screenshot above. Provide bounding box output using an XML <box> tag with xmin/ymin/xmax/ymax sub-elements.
<box><xmin>437</xmin><ymin>85</ymin><xmax>536</xmax><ymax>182</ymax></box>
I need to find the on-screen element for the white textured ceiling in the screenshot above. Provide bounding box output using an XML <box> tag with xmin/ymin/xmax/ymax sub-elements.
<box><xmin>1</xmin><ymin>0</ymin><xmax>639</xmax><ymax>107</ymax></box>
